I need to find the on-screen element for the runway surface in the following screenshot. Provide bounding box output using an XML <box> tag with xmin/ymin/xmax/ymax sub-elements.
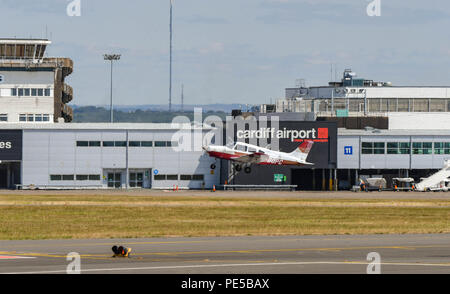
<box><xmin>1</xmin><ymin>234</ymin><xmax>449</xmax><ymax>274</ymax></box>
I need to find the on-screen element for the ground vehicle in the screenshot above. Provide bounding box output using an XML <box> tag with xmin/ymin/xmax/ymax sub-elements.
<box><xmin>426</xmin><ymin>179</ymin><xmax>450</xmax><ymax>192</ymax></box>
<box><xmin>359</xmin><ymin>176</ymin><xmax>387</xmax><ymax>192</ymax></box>
<box><xmin>392</xmin><ymin>178</ymin><xmax>415</xmax><ymax>191</ymax></box>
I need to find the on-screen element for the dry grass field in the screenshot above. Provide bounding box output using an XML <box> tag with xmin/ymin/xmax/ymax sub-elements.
<box><xmin>0</xmin><ymin>191</ymin><xmax>449</xmax><ymax>240</ymax></box>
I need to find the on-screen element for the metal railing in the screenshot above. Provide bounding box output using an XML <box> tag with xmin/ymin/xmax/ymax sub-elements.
<box><xmin>15</xmin><ymin>184</ymin><xmax>104</xmax><ymax>190</ymax></box>
<box><xmin>222</xmin><ymin>184</ymin><xmax>297</xmax><ymax>191</ymax></box>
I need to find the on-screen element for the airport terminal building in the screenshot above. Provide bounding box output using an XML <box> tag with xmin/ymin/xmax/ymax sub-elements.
<box><xmin>0</xmin><ymin>124</ymin><xmax>219</xmax><ymax>190</ymax></box>
<box><xmin>2</xmin><ymin>121</ymin><xmax>449</xmax><ymax>190</ymax></box>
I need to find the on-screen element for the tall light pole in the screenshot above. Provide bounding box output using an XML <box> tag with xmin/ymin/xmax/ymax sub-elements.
<box><xmin>104</xmin><ymin>54</ymin><xmax>121</xmax><ymax>123</ymax></box>
<box><xmin>169</xmin><ymin>0</ymin><xmax>173</xmax><ymax>112</ymax></box>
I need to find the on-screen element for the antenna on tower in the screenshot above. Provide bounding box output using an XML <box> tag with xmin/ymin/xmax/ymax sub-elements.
<box><xmin>295</xmin><ymin>79</ymin><xmax>306</xmax><ymax>88</ymax></box>
<box><xmin>181</xmin><ymin>84</ymin><xmax>184</xmax><ymax>112</ymax></box>
<box><xmin>330</xmin><ymin>63</ymin><xmax>333</xmax><ymax>83</ymax></box>
<box><xmin>169</xmin><ymin>0</ymin><xmax>173</xmax><ymax>112</ymax></box>
<box><xmin>335</xmin><ymin>63</ymin><xmax>337</xmax><ymax>83</ymax></box>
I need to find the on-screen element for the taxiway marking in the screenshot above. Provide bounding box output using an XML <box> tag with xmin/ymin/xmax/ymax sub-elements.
<box><xmin>2</xmin><ymin>260</ymin><xmax>450</xmax><ymax>274</ymax></box>
<box><xmin>0</xmin><ymin>255</ymin><xmax>36</xmax><ymax>260</ymax></box>
<box><xmin>0</xmin><ymin>244</ymin><xmax>448</xmax><ymax>260</ymax></box>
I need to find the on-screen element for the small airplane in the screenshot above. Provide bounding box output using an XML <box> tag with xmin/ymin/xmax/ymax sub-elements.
<box><xmin>203</xmin><ymin>140</ymin><xmax>314</xmax><ymax>173</ymax></box>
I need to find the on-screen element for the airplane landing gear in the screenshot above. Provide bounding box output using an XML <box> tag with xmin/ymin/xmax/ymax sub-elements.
<box><xmin>210</xmin><ymin>163</ymin><xmax>216</xmax><ymax>170</ymax></box>
<box><xmin>228</xmin><ymin>163</ymin><xmax>252</xmax><ymax>184</ymax></box>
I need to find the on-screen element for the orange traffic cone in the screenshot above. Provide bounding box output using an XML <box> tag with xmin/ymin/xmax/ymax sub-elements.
<box><xmin>176</xmin><ymin>185</ymin><xmax>179</xmax><ymax>191</ymax></box>
<box><xmin>212</xmin><ymin>185</ymin><xmax>216</xmax><ymax>192</ymax></box>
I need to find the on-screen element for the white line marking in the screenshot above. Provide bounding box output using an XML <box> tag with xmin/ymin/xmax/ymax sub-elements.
<box><xmin>0</xmin><ymin>256</ymin><xmax>36</xmax><ymax>260</ymax></box>
<box><xmin>2</xmin><ymin>261</ymin><xmax>450</xmax><ymax>274</ymax></box>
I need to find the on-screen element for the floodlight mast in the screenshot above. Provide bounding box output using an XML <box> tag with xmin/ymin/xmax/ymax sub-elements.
<box><xmin>103</xmin><ymin>54</ymin><xmax>121</xmax><ymax>123</ymax></box>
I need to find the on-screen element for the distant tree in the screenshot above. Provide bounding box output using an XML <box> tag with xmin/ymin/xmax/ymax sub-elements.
<box><xmin>72</xmin><ymin>106</ymin><xmax>228</xmax><ymax>123</ymax></box>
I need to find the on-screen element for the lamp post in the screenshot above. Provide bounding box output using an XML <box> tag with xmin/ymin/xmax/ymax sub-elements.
<box><xmin>103</xmin><ymin>54</ymin><xmax>121</xmax><ymax>123</ymax></box>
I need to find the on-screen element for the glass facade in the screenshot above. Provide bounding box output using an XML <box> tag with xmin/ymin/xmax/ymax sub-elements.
<box><xmin>362</xmin><ymin>142</ymin><xmax>385</xmax><ymax>154</ymax></box>
<box><xmin>363</xmin><ymin>142</ymin><xmax>450</xmax><ymax>155</ymax></box>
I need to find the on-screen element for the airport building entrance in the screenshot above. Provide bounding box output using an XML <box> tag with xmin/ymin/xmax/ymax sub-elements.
<box><xmin>0</xmin><ymin>130</ymin><xmax>22</xmax><ymax>189</ymax></box>
<box><xmin>107</xmin><ymin>172</ymin><xmax>122</xmax><ymax>188</ymax></box>
<box><xmin>291</xmin><ymin>168</ymin><xmax>336</xmax><ymax>191</ymax></box>
<box><xmin>0</xmin><ymin>162</ymin><xmax>21</xmax><ymax>189</ymax></box>
<box><xmin>105</xmin><ymin>169</ymin><xmax>152</xmax><ymax>189</ymax></box>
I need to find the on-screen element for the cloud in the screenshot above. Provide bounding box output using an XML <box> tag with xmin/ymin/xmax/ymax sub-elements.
<box><xmin>199</xmin><ymin>42</ymin><xmax>225</xmax><ymax>55</ymax></box>
<box><xmin>184</xmin><ymin>15</ymin><xmax>229</xmax><ymax>24</ymax></box>
<box><xmin>256</xmin><ymin>1</ymin><xmax>450</xmax><ymax>25</ymax></box>
<box><xmin>0</xmin><ymin>0</ymin><xmax>65</xmax><ymax>14</ymax></box>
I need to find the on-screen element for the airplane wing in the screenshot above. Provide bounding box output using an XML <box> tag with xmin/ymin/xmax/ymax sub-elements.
<box><xmin>233</xmin><ymin>152</ymin><xmax>267</xmax><ymax>163</ymax></box>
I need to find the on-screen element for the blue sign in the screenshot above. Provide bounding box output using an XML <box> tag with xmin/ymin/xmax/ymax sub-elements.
<box><xmin>344</xmin><ymin>146</ymin><xmax>353</xmax><ymax>155</ymax></box>
<box><xmin>153</xmin><ymin>169</ymin><xmax>159</xmax><ymax>175</ymax></box>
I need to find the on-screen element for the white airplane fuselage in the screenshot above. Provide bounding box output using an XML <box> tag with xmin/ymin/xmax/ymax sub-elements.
<box><xmin>204</xmin><ymin>141</ymin><xmax>313</xmax><ymax>166</ymax></box>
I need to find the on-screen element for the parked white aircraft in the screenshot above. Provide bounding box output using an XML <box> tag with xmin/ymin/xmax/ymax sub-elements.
<box><xmin>203</xmin><ymin>140</ymin><xmax>314</xmax><ymax>173</ymax></box>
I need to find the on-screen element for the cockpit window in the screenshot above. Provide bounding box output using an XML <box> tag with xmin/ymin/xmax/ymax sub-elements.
<box><xmin>234</xmin><ymin>143</ymin><xmax>247</xmax><ymax>152</ymax></box>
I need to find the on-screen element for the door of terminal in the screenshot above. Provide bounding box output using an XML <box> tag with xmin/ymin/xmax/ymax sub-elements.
<box><xmin>129</xmin><ymin>172</ymin><xmax>143</xmax><ymax>188</ymax></box>
<box><xmin>128</xmin><ymin>169</ymin><xmax>152</xmax><ymax>188</ymax></box>
<box><xmin>0</xmin><ymin>168</ymin><xmax>6</xmax><ymax>189</ymax></box>
<box><xmin>0</xmin><ymin>162</ymin><xmax>21</xmax><ymax>189</ymax></box>
<box><xmin>107</xmin><ymin>172</ymin><xmax>122</xmax><ymax>188</ymax></box>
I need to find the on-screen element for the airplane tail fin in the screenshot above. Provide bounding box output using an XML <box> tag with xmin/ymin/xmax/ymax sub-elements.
<box><xmin>290</xmin><ymin>140</ymin><xmax>314</xmax><ymax>161</ymax></box>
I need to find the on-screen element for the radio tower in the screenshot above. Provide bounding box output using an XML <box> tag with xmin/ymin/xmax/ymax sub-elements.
<box><xmin>169</xmin><ymin>0</ymin><xmax>173</xmax><ymax>112</ymax></box>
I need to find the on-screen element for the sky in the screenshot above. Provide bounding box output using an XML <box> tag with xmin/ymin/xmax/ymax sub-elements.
<box><xmin>1</xmin><ymin>0</ymin><xmax>450</xmax><ymax>106</ymax></box>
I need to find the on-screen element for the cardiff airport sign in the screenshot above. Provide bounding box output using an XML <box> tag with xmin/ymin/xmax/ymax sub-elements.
<box><xmin>226</xmin><ymin>119</ymin><xmax>337</xmax><ymax>169</ymax></box>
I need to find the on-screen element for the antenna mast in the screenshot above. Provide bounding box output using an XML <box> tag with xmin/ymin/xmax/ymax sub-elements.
<box><xmin>169</xmin><ymin>0</ymin><xmax>173</xmax><ymax>112</ymax></box>
<box><xmin>181</xmin><ymin>84</ymin><xmax>184</xmax><ymax>112</ymax></box>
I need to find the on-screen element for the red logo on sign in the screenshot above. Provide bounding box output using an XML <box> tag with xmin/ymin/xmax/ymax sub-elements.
<box><xmin>318</xmin><ymin>128</ymin><xmax>328</xmax><ymax>139</ymax></box>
